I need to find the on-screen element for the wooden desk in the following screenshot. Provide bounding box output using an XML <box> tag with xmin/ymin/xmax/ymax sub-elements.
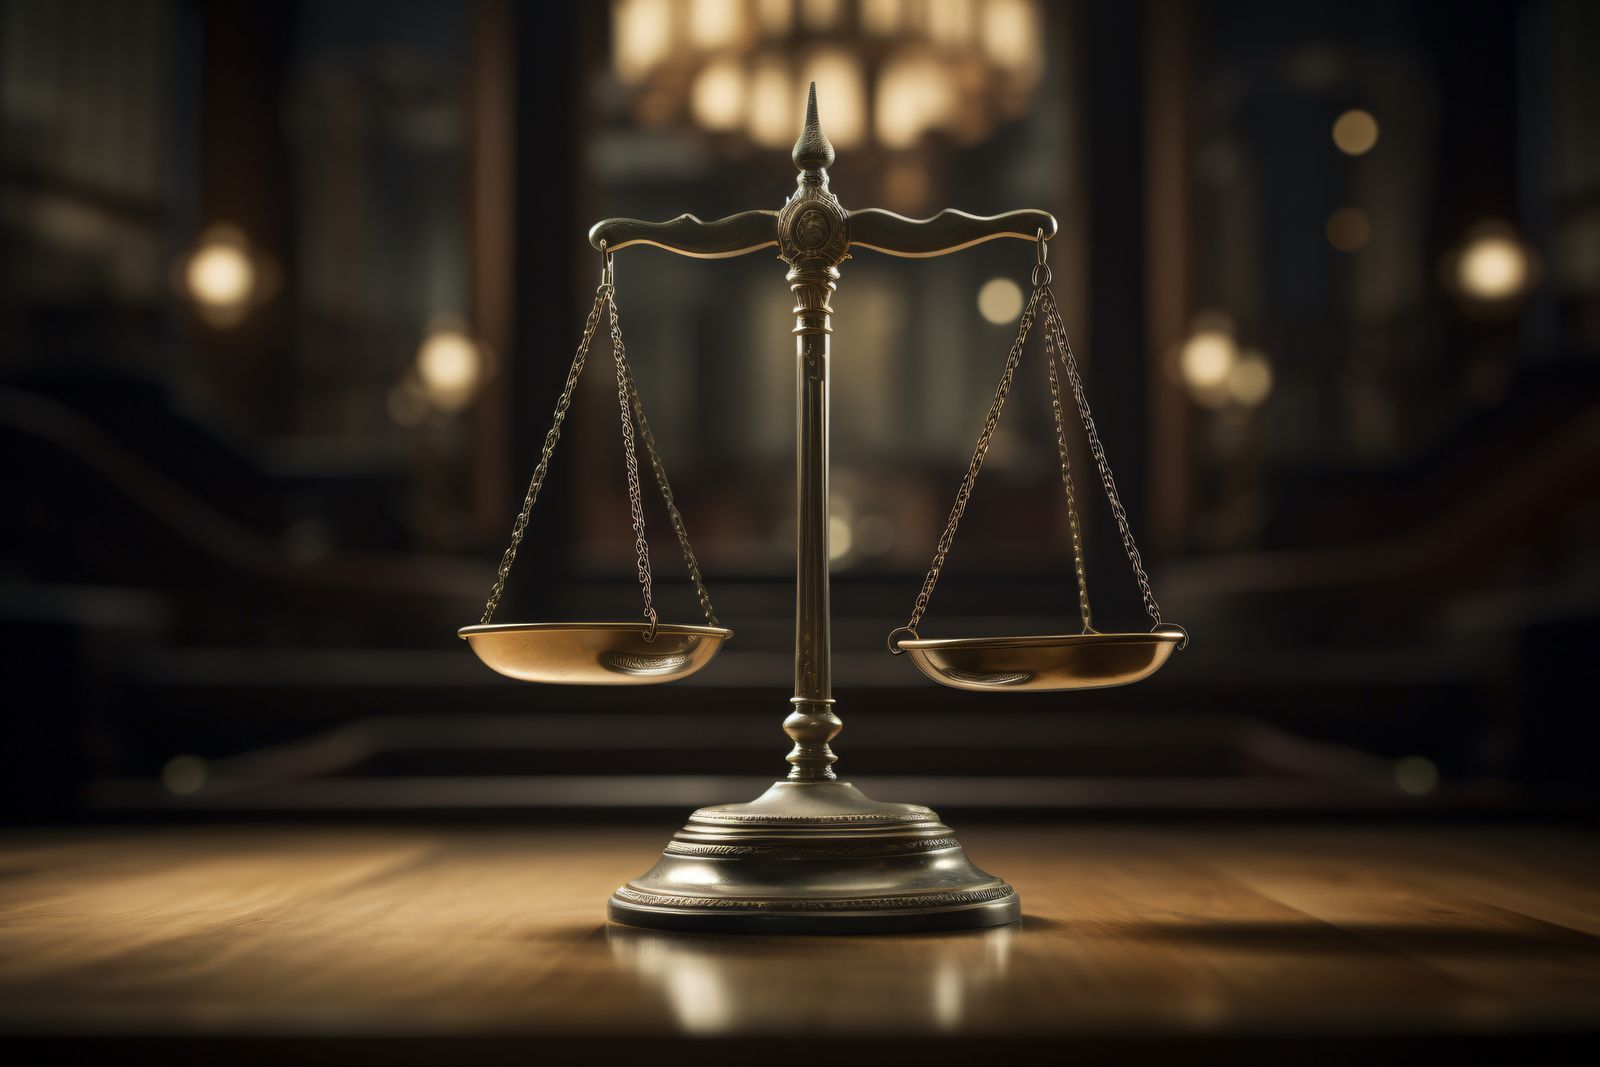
<box><xmin>1</xmin><ymin>824</ymin><xmax>1596</xmax><ymax>1061</ymax></box>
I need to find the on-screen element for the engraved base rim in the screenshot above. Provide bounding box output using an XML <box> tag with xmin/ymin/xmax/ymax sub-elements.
<box><xmin>607</xmin><ymin>889</ymin><xmax>1020</xmax><ymax>935</ymax></box>
<box><xmin>605</xmin><ymin>780</ymin><xmax>1022</xmax><ymax>936</ymax></box>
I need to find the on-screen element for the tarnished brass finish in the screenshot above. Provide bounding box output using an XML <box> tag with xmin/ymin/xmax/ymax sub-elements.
<box><xmin>458</xmin><ymin>622</ymin><xmax>730</xmax><ymax>685</ymax></box>
<box><xmin>895</xmin><ymin>629</ymin><xmax>1186</xmax><ymax>693</ymax></box>
<box><xmin>607</xmin><ymin>781</ymin><xmax>1019</xmax><ymax>934</ymax></box>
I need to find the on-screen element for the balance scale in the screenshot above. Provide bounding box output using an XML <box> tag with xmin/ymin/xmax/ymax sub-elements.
<box><xmin>459</xmin><ymin>86</ymin><xmax>1187</xmax><ymax>934</ymax></box>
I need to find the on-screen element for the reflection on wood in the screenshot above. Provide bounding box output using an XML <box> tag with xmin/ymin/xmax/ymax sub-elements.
<box><xmin>0</xmin><ymin>825</ymin><xmax>1596</xmax><ymax>1044</ymax></box>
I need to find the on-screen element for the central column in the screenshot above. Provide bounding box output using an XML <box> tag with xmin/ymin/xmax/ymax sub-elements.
<box><xmin>779</xmin><ymin>85</ymin><xmax>849</xmax><ymax>781</ymax></box>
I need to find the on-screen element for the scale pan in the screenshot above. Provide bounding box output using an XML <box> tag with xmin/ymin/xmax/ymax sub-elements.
<box><xmin>897</xmin><ymin>629</ymin><xmax>1184</xmax><ymax>693</ymax></box>
<box><xmin>458</xmin><ymin>622</ymin><xmax>731</xmax><ymax>685</ymax></box>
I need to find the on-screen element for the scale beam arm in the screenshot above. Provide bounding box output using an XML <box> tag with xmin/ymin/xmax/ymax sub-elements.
<box><xmin>847</xmin><ymin>208</ymin><xmax>1057</xmax><ymax>258</ymax></box>
<box><xmin>588</xmin><ymin>211</ymin><xmax>780</xmax><ymax>259</ymax></box>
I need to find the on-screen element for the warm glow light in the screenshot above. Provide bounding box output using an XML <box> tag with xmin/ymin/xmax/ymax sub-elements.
<box><xmin>877</xmin><ymin>54</ymin><xmax>951</xmax><ymax>149</ymax></box>
<box><xmin>800</xmin><ymin>0</ymin><xmax>842</xmax><ymax>30</ymax></box>
<box><xmin>798</xmin><ymin>51</ymin><xmax>865</xmax><ymax>147</ymax></box>
<box><xmin>687</xmin><ymin>0</ymin><xmax>742</xmax><ymax>48</ymax></box>
<box><xmin>186</xmin><ymin>241</ymin><xmax>255</xmax><ymax>310</ymax></box>
<box><xmin>1227</xmin><ymin>352</ymin><xmax>1274</xmax><ymax>407</ymax></box>
<box><xmin>927</xmin><ymin>0</ymin><xmax>974</xmax><ymax>45</ymax></box>
<box><xmin>691</xmin><ymin>60</ymin><xmax>745</xmax><ymax>131</ymax></box>
<box><xmin>977</xmin><ymin>277</ymin><xmax>1024</xmax><ymax>325</ymax></box>
<box><xmin>1332</xmin><ymin>109</ymin><xmax>1379</xmax><ymax>156</ymax></box>
<box><xmin>1180</xmin><ymin>329</ymin><xmax>1238</xmax><ymax>391</ymax></box>
<box><xmin>754</xmin><ymin>0</ymin><xmax>792</xmax><ymax>35</ymax></box>
<box><xmin>747</xmin><ymin>60</ymin><xmax>793</xmax><ymax>148</ymax></box>
<box><xmin>861</xmin><ymin>0</ymin><xmax>902</xmax><ymax>35</ymax></box>
<box><xmin>1326</xmin><ymin>206</ymin><xmax>1370</xmax><ymax>252</ymax></box>
<box><xmin>829</xmin><ymin>514</ymin><xmax>853</xmax><ymax>560</ymax></box>
<box><xmin>1457</xmin><ymin>235</ymin><xmax>1529</xmax><ymax>301</ymax></box>
<box><xmin>611</xmin><ymin>0</ymin><xmax>1045</xmax><ymax>154</ymax></box>
<box><xmin>982</xmin><ymin>0</ymin><xmax>1042</xmax><ymax>76</ymax></box>
<box><xmin>417</xmin><ymin>327</ymin><xmax>484</xmax><ymax>412</ymax></box>
<box><xmin>613</xmin><ymin>0</ymin><xmax>671</xmax><ymax>84</ymax></box>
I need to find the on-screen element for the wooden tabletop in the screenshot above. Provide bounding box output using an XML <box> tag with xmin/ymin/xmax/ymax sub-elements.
<box><xmin>1</xmin><ymin>823</ymin><xmax>1597</xmax><ymax>1060</ymax></box>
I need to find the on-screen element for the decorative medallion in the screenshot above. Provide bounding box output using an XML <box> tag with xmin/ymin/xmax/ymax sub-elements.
<box><xmin>778</xmin><ymin>187</ymin><xmax>849</xmax><ymax>267</ymax></box>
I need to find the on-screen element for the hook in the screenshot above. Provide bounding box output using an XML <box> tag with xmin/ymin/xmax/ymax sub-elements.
<box><xmin>1032</xmin><ymin>228</ymin><xmax>1051</xmax><ymax>288</ymax></box>
<box><xmin>886</xmin><ymin>626</ymin><xmax>918</xmax><ymax>655</ymax></box>
<box><xmin>599</xmin><ymin>239</ymin><xmax>614</xmax><ymax>286</ymax></box>
<box><xmin>1153</xmin><ymin>622</ymin><xmax>1189</xmax><ymax>651</ymax></box>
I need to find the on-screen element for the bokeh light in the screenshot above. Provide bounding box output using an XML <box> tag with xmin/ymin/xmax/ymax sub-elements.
<box><xmin>1227</xmin><ymin>352</ymin><xmax>1274</xmax><ymax>407</ymax></box>
<box><xmin>416</xmin><ymin>326</ymin><xmax>484</xmax><ymax>412</ymax></box>
<box><xmin>977</xmin><ymin>277</ymin><xmax>1024</xmax><ymax>325</ymax></box>
<box><xmin>1332</xmin><ymin>109</ymin><xmax>1380</xmax><ymax>155</ymax></box>
<box><xmin>1180</xmin><ymin>328</ymin><xmax>1239</xmax><ymax>391</ymax></box>
<box><xmin>1457</xmin><ymin>234</ymin><xmax>1529</xmax><ymax>301</ymax></box>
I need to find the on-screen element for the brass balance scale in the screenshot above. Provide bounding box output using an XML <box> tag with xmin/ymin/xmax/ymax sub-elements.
<box><xmin>459</xmin><ymin>86</ymin><xmax>1187</xmax><ymax>933</ymax></box>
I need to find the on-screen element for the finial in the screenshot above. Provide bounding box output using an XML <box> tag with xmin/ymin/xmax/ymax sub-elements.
<box><xmin>792</xmin><ymin>82</ymin><xmax>835</xmax><ymax>174</ymax></box>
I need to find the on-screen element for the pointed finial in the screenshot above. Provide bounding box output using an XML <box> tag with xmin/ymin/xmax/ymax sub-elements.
<box><xmin>792</xmin><ymin>82</ymin><xmax>835</xmax><ymax>174</ymax></box>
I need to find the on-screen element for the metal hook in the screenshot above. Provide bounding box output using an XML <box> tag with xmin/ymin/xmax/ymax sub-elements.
<box><xmin>600</xmin><ymin>239</ymin><xmax>614</xmax><ymax>286</ymax></box>
<box><xmin>1032</xmin><ymin>228</ymin><xmax>1051</xmax><ymax>288</ymax></box>
<box><xmin>1153</xmin><ymin>622</ymin><xmax>1189</xmax><ymax>651</ymax></box>
<box><xmin>886</xmin><ymin>625</ymin><xmax>918</xmax><ymax>655</ymax></box>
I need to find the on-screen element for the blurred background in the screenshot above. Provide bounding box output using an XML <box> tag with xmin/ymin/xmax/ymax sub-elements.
<box><xmin>2</xmin><ymin>0</ymin><xmax>1595</xmax><ymax>823</ymax></box>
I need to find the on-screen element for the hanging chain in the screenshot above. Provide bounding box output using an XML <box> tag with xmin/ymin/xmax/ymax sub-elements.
<box><xmin>1034</xmin><ymin>230</ymin><xmax>1094</xmax><ymax>634</ymax></box>
<box><xmin>605</xmin><ymin>263</ymin><xmax>658</xmax><ymax>641</ymax></box>
<box><xmin>479</xmin><ymin>247</ymin><xmax>720</xmax><ymax>637</ymax></box>
<box><xmin>1040</xmin><ymin>285</ymin><xmax>1166</xmax><ymax>629</ymax></box>
<box><xmin>606</xmin><ymin>260</ymin><xmax>721</xmax><ymax>630</ymax></box>
<box><xmin>888</xmin><ymin>285</ymin><xmax>1041</xmax><ymax>649</ymax></box>
<box><xmin>891</xmin><ymin>232</ymin><xmax>1179</xmax><ymax>650</ymax></box>
<box><xmin>1044</xmin><ymin>322</ymin><xmax>1095</xmax><ymax>634</ymax></box>
<box><xmin>618</xmin><ymin>360</ymin><xmax>721</xmax><ymax>628</ymax></box>
<box><xmin>478</xmin><ymin>265</ymin><xmax>611</xmax><ymax>624</ymax></box>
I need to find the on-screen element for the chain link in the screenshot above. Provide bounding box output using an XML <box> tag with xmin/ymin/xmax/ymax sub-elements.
<box><xmin>606</xmin><ymin>277</ymin><xmax>658</xmax><ymax>640</ymax></box>
<box><xmin>1040</xmin><ymin>287</ymin><xmax>1165</xmax><ymax>627</ymax></box>
<box><xmin>1044</xmin><ymin>324</ymin><xmax>1095</xmax><ymax>633</ymax></box>
<box><xmin>618</xmin><ymin>359</ymin><xmax>721</xmax><ymax>628</ymax></box>
<box><xmin>478</xmin><ymin>271</ymin><xmax>610</xmax><ymax>624</ymax></box>
<box><xmin>896</xmin><ymin>285</ymin><xmax>1041</xmax><ymax>640</ymax></box>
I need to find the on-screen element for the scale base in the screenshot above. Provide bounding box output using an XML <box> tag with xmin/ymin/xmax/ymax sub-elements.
<box><xmin>607</xmin><ymin>780</ymin><xmax>1020</xmax><ymax>934</ymax></box>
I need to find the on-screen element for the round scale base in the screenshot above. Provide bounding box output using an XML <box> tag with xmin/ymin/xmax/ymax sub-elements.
<box><xmin>607</xmin><ymin>780</ymin><xmax>1020</xmax><ymax>935</ymax></box>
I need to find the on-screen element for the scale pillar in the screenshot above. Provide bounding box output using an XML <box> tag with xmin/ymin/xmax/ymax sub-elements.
<box><xmin>782</xmin><ymin>84</ymin><xmax>847</xmax><ymax>782</ymax></box>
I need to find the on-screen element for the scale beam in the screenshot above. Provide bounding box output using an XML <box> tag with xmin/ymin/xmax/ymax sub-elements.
<box><xmin>849</xmin><ymin>207</ymin><xmax>1057</xmax><ymax>258</ymax></box>
<box><xmin>587</xmin><ymin>211</ymin><xmax>779</xmax><ymax>259</ymax></box>
<box><xmin>586</xmin><ymin>208</ymin><xmax>1056</xmax><ymax>261</ymax></box>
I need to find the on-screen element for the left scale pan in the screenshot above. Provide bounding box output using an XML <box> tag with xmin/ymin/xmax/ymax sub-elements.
<box><xmin>459</xmin><ymin>622</ymin><xmax>731</xmax><ymax>685</ymax></box>
<box><xmin>461</xmin><ymin>248</ymin><xmax>730</xmax><ymax>687</ymax></box>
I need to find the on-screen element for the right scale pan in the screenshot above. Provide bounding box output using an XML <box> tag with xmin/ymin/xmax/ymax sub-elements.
<box><xmin>895</xmin><ymin>629</ymin><xmax>1188</xmax><ymax>693</ymax></box>
<box><xmin>889</xmin><ymin>236</ymin><xmax>1188</xmax><ymax>692</ymax></box>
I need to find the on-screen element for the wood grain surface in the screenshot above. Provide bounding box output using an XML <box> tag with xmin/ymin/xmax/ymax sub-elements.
<box><xmin>0</xmin><ymin>823</ymin><xmax>1596</xmax><ymax>1051</ymax></box>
